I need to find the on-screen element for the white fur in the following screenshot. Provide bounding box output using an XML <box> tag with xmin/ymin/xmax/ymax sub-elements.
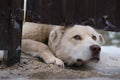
<box><xmin>22</xmin><ymin>23</ymin><xmax>104</xmax><ymax>67</ymax></box>
<box><xmin>49</xmin><ymin>25</ymin><xmax>104</xmax><ymax>65</ymax></box>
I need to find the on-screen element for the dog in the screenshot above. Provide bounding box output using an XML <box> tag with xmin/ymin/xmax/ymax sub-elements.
<box><xmin>22</xmin><ymin>22</ymin><xmax>105</xmax><ymax>68</ymax></box>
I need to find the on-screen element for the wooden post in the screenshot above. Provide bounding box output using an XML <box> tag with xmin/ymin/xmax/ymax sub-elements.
<box><xmin>0</xmin><ymin>0</ymin><xmax>23</xmax><ymax>66</ymax></box>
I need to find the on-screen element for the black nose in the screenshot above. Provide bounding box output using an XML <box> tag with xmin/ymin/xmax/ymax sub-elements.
<box><xmin>90</xmin><ymin>45</ymin><xmax>101</xmax><ymax>54</ymax></box>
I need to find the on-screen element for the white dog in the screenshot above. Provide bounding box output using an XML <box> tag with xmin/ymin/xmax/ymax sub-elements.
<box><xmin>22</xmin><ymin>22</ymin><xmax>105</xmax><ymax>68</ymax></box>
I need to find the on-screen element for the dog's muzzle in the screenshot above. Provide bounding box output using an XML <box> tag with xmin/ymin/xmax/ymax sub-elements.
<box><xmin>90</xmin><ymin>44</ymin><xmax>101</xmax><ymax>62</ymax></box>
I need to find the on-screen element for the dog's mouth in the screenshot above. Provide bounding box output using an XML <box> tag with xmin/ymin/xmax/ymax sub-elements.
<box><xmin>90</xmin><ymin>51</ymin><xmax>100</xmax><ymax>63</ymax></box>
<box><xmin>76</xmin><ymin>56</ymin><xmax>100</xmax><ymax>65</ymax></box>
<box><xmin>89</xmin><ymin>56</ymin><xmax>100</xmax><ymax>63</ymax></box>
<box><xmin>76</xmin><ymin>59</ymin><xmax>84</xmax><ymax>64</ymax></box>
<box><xmin>66</xmin><ymin>59</ymin><xmax>85</xmax><ymax>67</ymax></box>
<box><xmin>67</xmin><ymin>57</ymin><xmax>100</xmax><ymax>67</ymax></box>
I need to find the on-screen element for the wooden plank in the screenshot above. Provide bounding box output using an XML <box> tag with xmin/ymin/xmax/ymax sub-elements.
<box><xmin>26</xmin><ymin>0</ymin><xmax>120</xmax><ymax>31</ymax></box>
<box><xmin>115</xmin><ymin>0</ymin><xmax>120</xmax><ymax>31</ymax></box>
<box><xmin>0</xmin><ymin>0</ymin><xmax>23</xmax><ymax>66</ymax></box>
<box><xmin>0</xmin><ymin>0</ymin><xmax>9</xmax><ymax>50</ymax></box>
<box><xmin>26</xmin><ymin>0</ymin><xmax>64</xmax><ymax>25</ymax></box>
<box><xmin>5</xmin><ymin>0</ymin><xmax>23</xmax><ymax>66</ymax></box>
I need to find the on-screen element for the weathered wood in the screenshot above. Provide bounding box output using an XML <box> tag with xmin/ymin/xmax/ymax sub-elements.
<box><xmin>0</xmin><ymin>0</ymin><xmax>9</xmax><ymax>50</ymax></box>
<box><xmin>26</xmin><ymin>0</ymin><xmax>120</xmax><ymax>32</ymax></box>
<box><xmin>0</xmin><ymin>0</ymin><xmax>23</xmax><ymax>66</ymax></box>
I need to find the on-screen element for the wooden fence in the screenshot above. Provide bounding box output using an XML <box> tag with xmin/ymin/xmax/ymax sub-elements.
<box><xmin>0</xmin><ymin>0</ymin><xmax>119</xmax><ymax>66</ymax></box>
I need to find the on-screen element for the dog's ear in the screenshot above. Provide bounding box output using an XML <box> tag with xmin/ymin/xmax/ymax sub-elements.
<box><xmin>98</xmin><ymin>34</ymin><xmax>105</xmax><ymax>45</ymax></box>
<box><xmin>48</xmin><ymin>26</ymin><xmax>65</xmax><ymax>53</ymax></box>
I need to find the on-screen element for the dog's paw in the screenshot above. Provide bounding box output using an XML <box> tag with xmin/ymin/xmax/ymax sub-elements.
<box><xmin>45</xmin><ymin>57</ymin><xmax>64</xmax><ymax>68</ymax></box>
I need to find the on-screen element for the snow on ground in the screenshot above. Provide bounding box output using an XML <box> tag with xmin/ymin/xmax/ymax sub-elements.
<box><xmin>0</xmin><ymin>50</ymin><xmax>3</xmax><ymax>60</ymax></box>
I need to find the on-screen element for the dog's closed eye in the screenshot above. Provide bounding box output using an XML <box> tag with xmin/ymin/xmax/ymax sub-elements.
<box><xmin>73</xmin><ymin>35</ymin><xmax>82</xmax><ymax>40</ymax></box>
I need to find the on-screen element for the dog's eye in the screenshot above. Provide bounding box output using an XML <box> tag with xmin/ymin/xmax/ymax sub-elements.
<box><xmin>92</xmin><ymin>35</ymin><xmax>96</xmax><ymax>40</ymax></box>
<box><xmin>73</xmin><ymin>35</ymin><xmax>82</xmax><ymax>40</ymax></box>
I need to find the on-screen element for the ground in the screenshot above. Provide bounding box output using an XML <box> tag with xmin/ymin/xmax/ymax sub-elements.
<box><xmin>0</xmin><ymin>53</ymin><xmax>120</xmax><ymax>80</ymax></box>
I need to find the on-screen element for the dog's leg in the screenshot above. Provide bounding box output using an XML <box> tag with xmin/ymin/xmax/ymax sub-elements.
<box><xmin>22</xmin><ymin>39</ymin><xmax>64</xmax><ymax>68</ymax></box>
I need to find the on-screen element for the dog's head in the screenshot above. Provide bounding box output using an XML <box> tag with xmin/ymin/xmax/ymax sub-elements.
<box><xmin>48</xmin><ymin>25</ymin><xmax>105</xmax><ymax>66</ymax></box>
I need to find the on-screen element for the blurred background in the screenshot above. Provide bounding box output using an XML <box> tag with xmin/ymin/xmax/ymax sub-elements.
<box><xmin>98</xmin><ymin>30</ymin><xmax>120</xmax><ymax>46</ymax></box>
